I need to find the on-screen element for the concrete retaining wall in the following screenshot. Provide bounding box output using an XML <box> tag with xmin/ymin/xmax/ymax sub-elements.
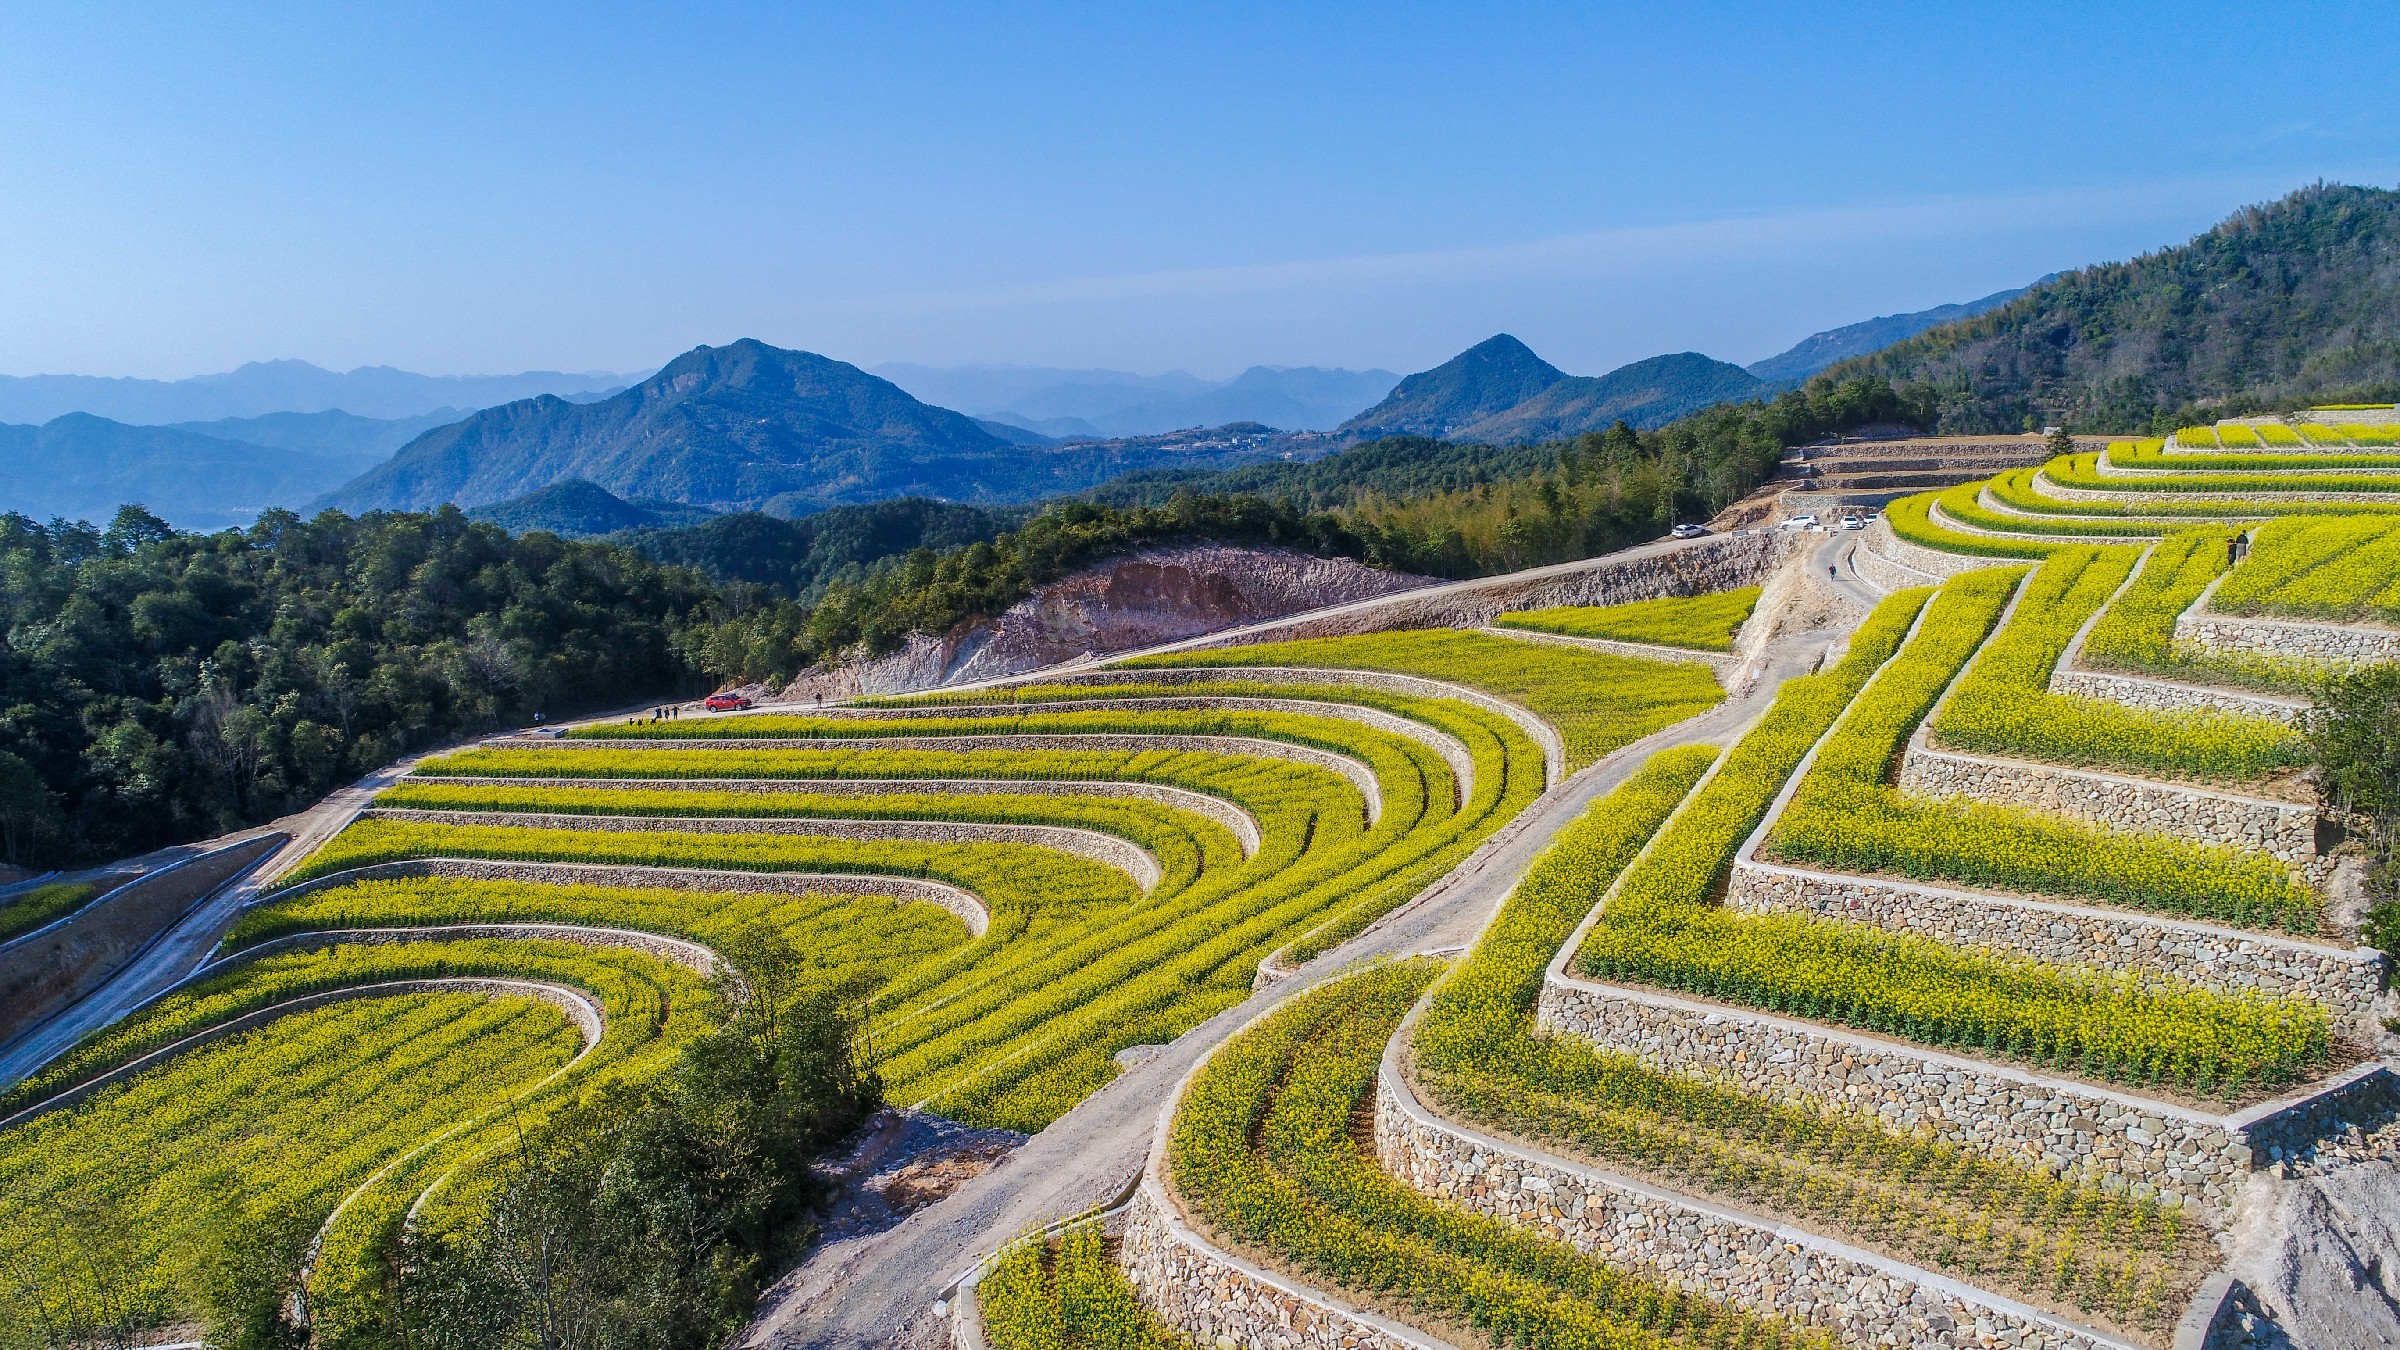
<box><xmin>0</xmin><ymin>833</ymin><xmax>285</xmax><ymax>1048</ymax></box>
<box><xmin>357</xmin><ymin>806</ymin><xmax>1167</xmax><ymax>894</ymax></box>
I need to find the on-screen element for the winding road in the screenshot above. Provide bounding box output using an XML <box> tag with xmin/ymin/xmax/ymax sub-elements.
<box><xmin>740</xmin><ymin>555</ymin><xmax>1876</xmax><ymax>1349</ymax></box>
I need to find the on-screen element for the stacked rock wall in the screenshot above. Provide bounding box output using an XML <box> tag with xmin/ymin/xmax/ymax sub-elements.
<box><xmin>1895</xmin><ymin>740</ymin><xmax>2322</xmax><ymax>872</ymax></box>
<box><xmin>1373</xmin><ymin>1041</ymin><xmax>2127</xmax><ymax>1350</ymax></box>
<box><xmin>2176</xmin><ymin>608</ymin><xmax>2400</xmax><ymax>666</ymax></box>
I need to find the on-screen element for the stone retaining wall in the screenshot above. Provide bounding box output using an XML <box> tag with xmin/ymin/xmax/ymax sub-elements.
<box><xmin>405</xmin><ymin>773</ymin><xmax>1266</xmax><ymax>858</ymax></box>
<box><xmin>506</xmin><ymin>733</ymin><xmax>1386</xmax><ymax>825</ymax></box>
<box><xmin>1030</xmin><ymin>664</ymin><xmax>1565</xmax><ymax>787</ymax></box>
<box><xmin>358</xmin><ymin>807</ymin><xmax>1166</xmax><ymax>893</ymax></box>
<box><xmin>0</xmin><ymin>976</ymin><xmax>601</xmax><ymax>1131</ymax></box>
<box><xmin>1536</xmin><ymin>970</ymin><xmax>2391</xmax><ymax>1217</ymax></box>
<box><xmin>1116</xmin><ymin>1182</ymin><xmax>1445</xmax><ymax>1350</ymax></box>
<box><xmin>2176</xmin><ymin>609</ymin><xmax>2400</xmax><ymax>667</ymax></box>
<box><xmin>1896</xmin><ymin>738</ymin><xmax>2321</xmax><ymax>871</ymax></box>
<box><xmin>1479</xmin><ymin>625</ymin><xmax>1736</xmax><ymax>675</ymax></box>
<box><xmin>1860</xmin><ymin>518</ymin><xmax>2009</xmax><ymax>579</ymax></box>
<box><xmin>1722</xmin><ymin>858</ymin><xmax>2380</xmax><ymax>1025</ymax></box>
<box><xmin>1373</xmin><ymin>1034</ymin><xmax>2127</xmax><ymax>1350</ymax></box>
<box><xmin>1537</xmin><ymin>973</ymin><xmax>2251</xmax><ymax>1212</ymax></box>
<box><xmin>261</xmin><ymin>857</ymin><xmax>992</xmax><ymax>937</ymax></box>
<box><xmin>2046</xmin><ymin>668</ymin><xmax>2307</xmax><ymax>725</ymax></box>
<box><xmin>2033</xmin><ymin>472</ymin><xmax>2400</xmax><ymax>506</ymax></box>
<box><xmin>1854</xmin><ymin>526</ymin><xmax>1940</xmax><ymax>591</ymax></box>
<box><xmin>791</xmin><ymin>695</ymin><xmax>1479</xmax><ymax>801</ymax></box>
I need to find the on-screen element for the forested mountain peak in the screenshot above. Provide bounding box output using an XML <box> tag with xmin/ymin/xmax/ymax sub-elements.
<box><xmin>1454</xmin><ymin>352</ymin><xmax>1763</xmax><ymax>441</ymax></box>
<box><xmin>1336</xmin><ymin>334</ymin><xmax>1568</xmax><ymax>439</ymax></box>
<box><xmin>316</xmin><ymin>339</ymin><xmax>1027</xmax><ymax>515</ymax></box>
<box><xmin>1836</xmin><ymin>183</ymin><xmax>2400</xmax><ymax>431</ymax></box>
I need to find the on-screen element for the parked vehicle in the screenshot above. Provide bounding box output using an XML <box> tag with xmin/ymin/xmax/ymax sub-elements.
<box><xmin>1670</xmin><ymin>523</ymin><xmax>1709</xmax><ymax>539</ymax></box>
<box><xmin>1838</xmin><ymin>516</ymin><xmax>1867</xmax><ymax>531</ymax></box>
<box><xmin>704</xmin><ymin>693</ymin><xmax>753</xmax><ymax>711</ymax></box>
<box><xmin>1780</xmin><ymin>514</ymin><xmax>1817</xmax><ymax>530</ymax></box>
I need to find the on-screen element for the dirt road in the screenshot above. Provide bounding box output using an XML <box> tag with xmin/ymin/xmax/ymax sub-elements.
<box><xmin>741</xmin><ymin>622</ymin><xmax>1847</xmax><ymax>1349</ymax></box>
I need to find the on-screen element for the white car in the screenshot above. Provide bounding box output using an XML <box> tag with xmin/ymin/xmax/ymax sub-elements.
<box><xmin>1781</xmin><ymin>514</ymin><xmax>1817</xmax><ymax>530</ymax></box>
<box><xmin>1670</xmin><ymin>523</ymin><xmax>1708</xmax><ymax>539</ymax></box>
<box><xmin>1838</xmin><ymin>516</ymin><xmax>1867</xmax><ymax>531</ymax></box>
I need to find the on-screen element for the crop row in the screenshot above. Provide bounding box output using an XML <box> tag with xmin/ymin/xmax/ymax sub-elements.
<box><xmin>1412</xmin><ymin>748</ymin><xmax>2212</xmax><ymax>1340</ymax></box>
<box><xmin>1167</xmin><ymin>959</ymin><xmax>1834</xmax><ymax>1350</ymax></box>
<box><xmin>410</xmin><ymin>686</ymin><xmax>1566</xmax><ymax>1131</ymax></box>
<box><xmin>2212</xmin><ymin>513</ymin><xmax>2400</xmax><ymax>625</ymax></box>
<box><xmin>2042</xmin><ymin>453</ymin><xmax>2400</xmax><ymax>497</ymax></box>
<box><xmin>1491</xmin><ymin>586</ymin><xmax>1760</xmax><ymax>652</ymax></box>
<box><xmin>3</xmin><ymin>936</ymin><xmax>725</xmax><ymax>1346</ymax></box>
<box><xmin>2079</xmin><ymin>529</ymin><xmax>2323</xmax><ymax>695</ymax></box>
<box><xmin>2126</xmin><ymin>438</ymin><xmax>2400</xmax><ymax>472</ymax></box>
<box><xmin>1767</xmin><ymin>569</ymin><xmax>2319</xmax><ymax>933</ymax></box>
<box><xmin>0</xmin><ymin>991</ymin><xmax>583</xmax><ymax>1344</ymax></box>
<box><xmin>979</xmin><ymin>1226</ymin><xmax>1184</xmax><ymax>1350</ymax></box>
<box><xmin>371</xmin><ymin>779</ymin><xmax>1238</xmax><ymax>895</ymax></box>
<box><xmin>1949</xmin><ymin>476</ymin><xmax>2179</xmax><ymax>535</ymax></box>
<box><xmin>1927</xmin><ymin>545</ymin><xmax>2307</xmax><ymax>784</ymax></box>
<box><xmin>1114</xmin><ymin>627</ymin><xmax>1726</xmax><ymax>769</ymax></box>
<box><xmin>1588</xmin><ymin>573</ymin><xmax>2329</xmax><ymax>1093</ymax></box>
<box><xmin>1885</xmin><ymin>491</ymin><xmax>2059</xmax><ymax>558</ymax></box>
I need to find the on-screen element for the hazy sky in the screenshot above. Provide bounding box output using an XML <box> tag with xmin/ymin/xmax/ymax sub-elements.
<box><xmin>3</xmin><ymin>2</ymin><xmax>2396</xmax><ymax>382</ymax></box>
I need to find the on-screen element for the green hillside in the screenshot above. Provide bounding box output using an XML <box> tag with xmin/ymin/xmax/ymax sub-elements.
<box><xmin>1839</xmin><ymin>183</ymin><xmax>2400</xmax><ymax>431</ymax></box>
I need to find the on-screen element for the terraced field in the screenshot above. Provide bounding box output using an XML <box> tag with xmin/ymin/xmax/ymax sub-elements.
<box><xmin>0</xmin><ymin>626</ymin><xmax>1728</xmax><ymax>1342</ymax></box>
<box><xmin>8</xmin><ymin>436</ymin><xmax>2391</xmax><ymax>1349</ymax></box>
<box><xmin>975</xmin><ymin>438</ymin><xmax>2396</xmax><ymax>1350</ymax></box>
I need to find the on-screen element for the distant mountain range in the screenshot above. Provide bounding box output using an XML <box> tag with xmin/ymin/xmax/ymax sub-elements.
<box><xmin>0</xmin><ymin>360</ymin><xmax>640</xmax><ymax>425</ymax></box>
<box><xmin>1743</xmin><ymin>282</ymin><xmax>2047</xmax><ymax>383</ymax></box>
<box><xmin>318</xmin><ymin>341</ymin><xmax>1308</xmax><ymax>517</ymax></box>
<box><xmin>1836</xmin><ymin>184</ymin><xmax>2400</xmax><ymax>431</ymax></box>
<box><xmin>1333</xmin><ymin>336</ymin><xmax>1765</xmax><ymax>443</ymax></box>
<box><xmin>874</xmin><ymin>362</ymin><xmax>1400</xmax><ymax>438</ymax></box>
<box><xmin>0</xmin><ymin>414</ymin><xmax>388</xmax><ymax>531</ymax></box>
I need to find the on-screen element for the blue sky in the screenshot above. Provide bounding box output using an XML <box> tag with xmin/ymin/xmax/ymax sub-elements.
<box><xmin>2</xmin><ymin>2</ymin><xmax>2396</xmax><ymax>382</ymax></box>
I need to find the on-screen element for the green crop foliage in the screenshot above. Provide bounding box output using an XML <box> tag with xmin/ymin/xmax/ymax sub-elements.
<box><xmin>1412</xmin><ymin>748</ymin><xmax>2212</xmax><ymax>1340</ymax></box>
<box><xmin>1168</xmin><ymin>960</ymin><xmax>1836</xmax><ymax>1350</ymax></box>
<box><xmin>0</xmin><ymin>880</ymin><xmax>101</xmax><ymax>943</ymax></box>
<box><xmin>370</xmin><ymin>780</ymin><xmax>1236</xmax><ymax>897</ymax></box>
<box><xmin>2080</xmin><ymin>529</ymin><xmax>2323</xmax><ymax>695</ymax></box>
<box><xmin>1114</xmin><ymin>627</ymin><xmax>1725</xmax><ymax>769</ymax></box>
<box><xmin>418</xmin><ymin>692</ymin><xmax>1561</xmax><ymax>1132</ymax></box>
<box><xmin>2125</xmin><ymin>438</ymin><xmax>2400</xmax><ymax>472</ymax></box>
<box><xmin>0</xmin><ymin>992</ymin><xmax>583</xmax><ymax>1342</ymax></box>
<box><xmin>1493</xmin><ymin>587</ymin><xmax>1760</xmax><ymax>651</ymax></box>
<box><xmin>2214</xmin><ymin>514</ymin><xmax>2400</xmax><ymax>625</ymax></box>
<box><xmin>1581</xmin><ymin>572</ymin><xmax>2331</xmax><ymax>1095</ymax></box>
<box><xmin>1767</xmin><ymin>571</ymin><xmax>2319</xmax><ymax>935</ymax></box>
<box><xmin>1944</xmin><ymin>477</ymin><xmax>2172</xmax><ymax>537</ymax></box>
<box><xmin>2043</xmin><ymin>453</ymin><xmax>2400</xmax><ymax>496</ymax></box>
<box><xmin>1930</xmin><ymin>547</ymin><xmax>2309</xmax><ymax>784</ymax></box>
<box><xmin>979</xmin><ymin>1226</ymin><xmax>1187</xmax><ymax>1350</ymax></box>
<box><xmin>1886</xmin><ymin>491</ymin><xmax>2058</xmax><ymax>558</ymax></box>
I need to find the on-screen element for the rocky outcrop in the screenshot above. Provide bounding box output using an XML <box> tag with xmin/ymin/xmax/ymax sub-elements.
<box><xmin>784</xmin><ymin>544</ymin><xmax>1434</xmax><ymax>699</ymax></box>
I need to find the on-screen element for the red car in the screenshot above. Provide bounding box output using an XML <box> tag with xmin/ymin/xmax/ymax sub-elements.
<box><xmin>703</xmin><ymin>693</ymin><xmax>752</xmax><ymax>712</ymax></box>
